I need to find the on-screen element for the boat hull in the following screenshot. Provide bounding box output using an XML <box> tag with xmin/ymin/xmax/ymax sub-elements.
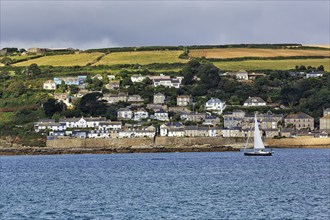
<box><xmin>244</xmin><ymin>151</ymin><xmax>272</xmax><ymax>156</ymax></box>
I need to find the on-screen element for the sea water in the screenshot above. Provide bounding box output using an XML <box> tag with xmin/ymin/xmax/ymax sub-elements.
<box><xmin>1</xmin><ymin>148</ymin><xmax>329</xmax><ymax>219</ymax></box>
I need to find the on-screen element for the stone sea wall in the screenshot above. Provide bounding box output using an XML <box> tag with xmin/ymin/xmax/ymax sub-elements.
<box><xmin>45</xmin><ymin>137</ymin><xmax>247</xmax><ymax>149</ymax></box>
<box><xmin>45</xmin><ymin>136</ymin><xmax>330</xmax><ymax>149</ymax></box>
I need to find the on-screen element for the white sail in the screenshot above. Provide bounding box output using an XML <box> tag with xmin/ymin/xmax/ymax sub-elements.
<box><xmin>254</xmin><ymin>114</ymin><xmax>265</xmax><ymax>150</ymax></box>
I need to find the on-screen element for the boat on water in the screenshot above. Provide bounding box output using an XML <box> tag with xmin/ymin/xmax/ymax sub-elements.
<box><xmin>244</xmin><ymin>114</ymin><xmax>272</xmax><ymax>156</ymax></box>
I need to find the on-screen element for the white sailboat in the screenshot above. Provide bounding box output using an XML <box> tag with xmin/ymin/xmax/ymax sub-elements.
<box><xmin>244</xmin><ymin>114</ymin><xmax>272</xmax><ymax>156</ymax></box>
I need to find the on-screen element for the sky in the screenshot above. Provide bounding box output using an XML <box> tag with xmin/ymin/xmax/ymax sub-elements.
<box><xmin>1</xmin><ymin>0</ymin><xmax>329</xmax><ymax>50</ymax></box>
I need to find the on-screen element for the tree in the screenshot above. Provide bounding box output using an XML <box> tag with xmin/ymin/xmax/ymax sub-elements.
<box><xmin>27</xmin><ymin>63</ymin><xmax>41</xmax><ymax>77</ymax></box>
<box><xmin>43</xmin><ymin>98</ymin><xmax>66</xmax><ymax>117</ymax></box>
<box><xmin>78</xmin><ymin>92</ymin><xmax>107</xmax><ymax>116</ymax></box>
<box><xmin>0</xmin><ymin>57</ymin><xmax>13</xmax><ymax>66</ymax></box>
<box><xmin>7</xmin><ymin>80</ymin><xmax>26</xmax><ymax>96</ymax></box>
<box><xmin>317</xmin><ymin>65</ymin><xmax>324</xmax><ymax>71</ymax></box>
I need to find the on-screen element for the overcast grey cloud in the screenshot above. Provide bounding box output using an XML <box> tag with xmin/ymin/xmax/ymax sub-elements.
<box><xmin>0</xmin><ymin>0</ymin><xmax>329</xmax><ymax>49</ymax></box>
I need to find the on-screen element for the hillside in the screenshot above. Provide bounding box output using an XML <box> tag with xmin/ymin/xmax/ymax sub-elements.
<box><xmin>5</xmin><ymin>45</ymin><xmax>329</xmax><ymax>71</ymax></box>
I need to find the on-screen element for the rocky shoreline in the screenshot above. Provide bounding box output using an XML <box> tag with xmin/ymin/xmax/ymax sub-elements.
<box><xmin>0</xmin><ymin>145</ymin><xmax>239</xmax><ymax>156</ymax></box>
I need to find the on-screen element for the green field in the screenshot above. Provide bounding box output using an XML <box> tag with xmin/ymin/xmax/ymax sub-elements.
<box><xmin>94</xmin><ymin>50</ymin><xmax>187</xmax><ymax>66</ymax></box>
<box><xmin>213</xmin><ymin>58</ymin><xmax>330</xmax><ymax>71</ymax></box>
<box><xmin>14</xmin><ymin>53</ymin><xmax>103</xmax><ymax>66</ymax></box>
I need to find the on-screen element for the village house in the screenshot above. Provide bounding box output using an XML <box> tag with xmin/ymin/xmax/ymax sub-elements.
<box><xmin>223</xmin><ymin>110</ymin><xmax>245</xmax><ymax>129</ymax></box>
<box><xmin>151</xmin><ymin>75</ymin><xmax>182</xmax><ymax>88</ymax></box>
<box><xmin>181</xmin><ymin>112</ymin><xmax>207</xmax><ymax>122</ymax></box>
<box><xmin>131</xmin><ymin>74</ymin><xmax>146</xmax><ymax>83</ymax></box>
<box><xmin>236</xmin><ymin>70</ymin><xmax>249</xmax><ymax>80</ymax></box>
<box><xmin>105</xmin><ymin>81</ymin><xmax>120</xmax><ymax>90</ymax></box>
<box><xmin>205</xmin><ymin>98</ymin><xmax>226</xmax><ymax>114</ymax></box>
<box><xmin>203</xmin><ymin>115</ymin><xmax>220</xmax><ymax>126</ymax></box>
<box><xmin>208</xmin><ymin>127</ymin><xmax>222</xmax><ymax>137</ymax></box>
<box><xmin>284</xmin><ymin>112</ymin><xmax>314</xmax><ymax>130</ymax></box>
<box><xmin>53</xmin><ymin>93</ymin><xmax>72</xmax><ymax>107</ymax></box>
<box><xmin>264</xmin><ymin>129</ymin><xmax>280</xmax><ymax>138</ymax></box>
<box><xmin>34</xmin><ymin>119</ymin><xmax>66</xmax><ymax>132</ymax></box>
<box><xmin>59</xmin><ymin>117</ymin><xmax>107</xmax><ymax>128</ymax></box>
<box><xmin>306</xmin><ymin>72</ymin><xmax>323</xmax><ymax>79</ymax></box>
<box><xmin>168</xmin><ymin>127</ymin><xmax>185</xmax><ymax>137</ymax></box>
<box><xmin>53</xmin><ymin>76</ymin><xmax>87</xmax><ymax>86</ymax></box>
<box><xmin>320</xmin><ymin>108</ymin><xmax>330</xmax><ymax>130</ymax></box>
<box><xmin>74</xmin><ymin>89</ymin><xmax>94</xmax><ymax>98</ymax></box>
<box><xmin>118</xmin><ymin>126</ymin><xmax>156</xmax><ymax>138</ymax></box>
<box><xmin>177</xmin><ymin>95</ymin><xmax>193</xmax><ymax>106</ymax></box>
<box><xmin>241</xmin><ymin>111</ymin><xmax>283</xmax><ymax>130</ymax></box>
<box><xmin>102</xmin><ymin>93</ymin><xmax>127</xmax><ymax>103</ymax></box>
<box><xmin>221</xmin><ymin>128</ymin><xmax>242</xmax><ymax>138</ymax></box>
<box><xmin>146</xmin><ymin>103</ymin><xmax>168</xmax><ymax>112</ymax></box>
<box><xmin>133</xmin><ymin>108</ymin><xmax>149</xmax><ymax>121</ymax></box>
<box><xmin>91</xmin><ymin>74</ymin><xmax>103</xmax><ymax>80</ymax></box>
<box><xmin>280</xmin><ymin>128</ymin><xmax>297</xmax><ymax>138</ymax></box>
<box><xmin>72</xmin><ymin>130</ymin><xmax>88</xmax><ymax>138</ymax></box>
<box><xmin>185</xmin><ymin>126</ymin><xmax>209</xmax><ymax>137</ymax></box>
<box><xmin>243</xmin><ymin>97</ymin><xmax>267</xmax><ymax>107</ymax></box>
<box><xmin>107</xmin><ymin>75</ymin><xmax>116</xmax><ymax>81</ymax></box>
<box><xmin>43</xmin><ymin>80</ymin><xmax>56</xmax><ymax>90</ymax></box>
<box><xmin>160</xmin><ymin>122</ymin><xmax>184</xmax><ymax>137</ymax></box>
<box><xmin>153</xmin><ymin>93</ymin><xmax>166</xmax><ymax>104</ymax></box>
<box><xmin>147</xmin><ymin>74</ymin><xmax>171</xmax><ymax>81</ymax></box>
<box><xmin>154</xmin><ymin>109</ymin><xmax>169</xmax><ymax>121</ymax></box>
<box><xmin>98</xmin><ymin>121</ymin><xmax>122</xmax><ymax>131</ymax></box>
<box><xmin>248</xmin><ymin>72</ymin><xmax>266</xmax><ymax>80</ymax></box>
<box><xmin>127</xmin><ymin>95</ymin><xmax>144</xmax><ymax>103</ymax></box>
<box><xmin>117</xmin><ymin>108</ymin><xmax>133</xmax><ymax>120</ymax></box>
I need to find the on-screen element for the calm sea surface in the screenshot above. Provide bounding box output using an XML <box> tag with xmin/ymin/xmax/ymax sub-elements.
<box><xmin>1</xmin><ymin>148</ymin><xmax>329</xmax><ymax>220</ymax></box>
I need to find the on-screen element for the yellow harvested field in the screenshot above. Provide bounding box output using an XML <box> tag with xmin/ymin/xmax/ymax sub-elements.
<box><xmin>95</xmin><ymin>50</ymin><xmax>187</xmax><ymax>66</ymax></box>
<box><xmin>14</xmin><ymin>53</ymin><xmax>103</xmax><ymax>66</ymax></box>
<box><xmin>212</xmin><ymin>58</ymin><xmax>330</xmax><ymax>71</ymax></box>
<box><xmin>304</xmin><ymin>45</ymin><xmax>330</xmax><ymax>49</ymax></box>
<box><xmin>190</xmin><ymin>48</ymin><xmax>330</xmax><ymax>59</ymax></box>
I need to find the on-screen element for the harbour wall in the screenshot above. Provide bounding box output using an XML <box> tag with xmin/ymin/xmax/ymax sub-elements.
<box><xmin>45</xmin><ymin>136</ymin><xmax>330</xmax><ymax>149</ymax></box>
<box><xmin>45</xmin><ymin>137</ymin><xmax>246</xmax><ymax>149</ymax></box>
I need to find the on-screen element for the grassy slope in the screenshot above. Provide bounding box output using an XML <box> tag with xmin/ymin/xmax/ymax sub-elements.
<box><xmin>94</xmin><ymin>50</ymin><xmax>187</xmax><ymax>65</ymax></box>
<box><xmin>7</xmin><ymin>47</ymin><xmax>330</xmax><ymax>71</ymax></box>
<box><xmin>213</xmin><ymin>58</ymin><xmax>330</xmax><ymax>71</ymax></box>
<box><xmin>14</xmin><ymin>53</ymin><xmax>103</xmax><ymax>66</ymax></box>
<box><xmin>189</xmin><ymin>48</ymin><xmax>330</xmax><ymax>59</ymax></box>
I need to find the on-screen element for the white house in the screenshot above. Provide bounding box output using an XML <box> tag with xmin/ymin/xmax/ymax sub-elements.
<box><xmin>306</xmin><ymin>72</ymin><xmax>323</xmax><ymax>79</ymax></box>
<box><xmin>154</xmin><ymin>109</ymin><xmax>169</xmax><ymax>121</ymax></box>
<box><xmin>117</xmin><ymin>108</ymin><xmax>133</xmax><ymax>120</ymax></box>
<box><xmin>160</xmin><ymin>122</ymin><xmax>184</xmax><ymax>137</ymax></box>
<box><xmin>59</xmin><ymin>117</ymin><xmax>107</xmax><ymax>128</ymax></box>
<box><xmin>91</xmin><ymin>74</ymin><xmax>103</xmax><ymax>80</ymax></box>
<box><xmin>98</xmin><ymin>121</ymin><xmax>122</xmax><ymax>131</ymax></box>
<box><xmin>131</xmin><ymin>74</ymin><xmax>146</xmax><ymax>83</ymax></box>
<box><xmin>243</xmin><ymin>97</ymin><xmax>267</xmax><ymax>107</ymax></box>
<box><xmin>205</xmin><ymin>98</ymin><xmax>226</xmax><ymax>114</ymax></box>
<box><xmin>43</xmin><ymin>80</ymin><xmax>56</xmax><ymax>90</ymax></box>
<box><xmin>107</xmin><ymin>75</ymin><xmax>116</xmax><ymax>81</ymax></box>
<box><xmin>236</xmin><ymin>70</ymin><xmax>249</xmax><ymax>80</ymax></box>
<box><xmin>133</xmin><ymin>108</ymin><xmax>149</xmax><ymax>121</ymax></box>
<box><xmin>168</xmin><ymin>128</ymin><xmax>185</xmax><ymax>137</ymax></box>
<box><xmin>153</xmin><ymin>78</ymin><xmax>181</xmax><ymax>88</ymax></box>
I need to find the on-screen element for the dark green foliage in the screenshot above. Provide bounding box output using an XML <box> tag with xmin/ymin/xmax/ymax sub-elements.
<box><xmin>27</xmin><ymin>63</ymin><xmax>41</xmax><ymax>77</ymax></box>
<box><xmin>6</xmin><ymin>80</ymin><xmax>26</xmax><ymax>96</ymax></box>
<box><xmin>0</xmin><ymin>57</ymin><xmax>13</xmax><ymax>66</ymax></box>
<box><xmin>43</xmin><ymin>98</ymin><xmax>66</xmax><ymax>117</ymax></box>
<box><xmin>78</xmin><ymin>92</ymin><xmax>107</xmax><ymax>116</ymax></box>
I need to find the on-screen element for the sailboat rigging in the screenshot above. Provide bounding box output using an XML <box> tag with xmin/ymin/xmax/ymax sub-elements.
<box><xmin>244</xmin><ymin>114</ymin><xmax>272</xmax><ymax>156</ymax></box>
